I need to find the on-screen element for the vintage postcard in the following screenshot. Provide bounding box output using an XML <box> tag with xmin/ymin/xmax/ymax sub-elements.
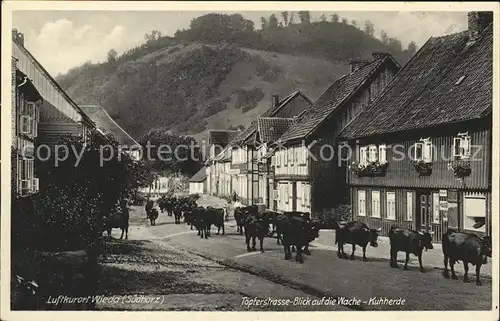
<box><xmin>1</xmin><ymin>1</ymin><xmax>499</xmax><ymax>320</ymax></box>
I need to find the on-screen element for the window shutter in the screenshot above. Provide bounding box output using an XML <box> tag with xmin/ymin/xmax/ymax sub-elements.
<box><xmin>461</xmin><ymin>136</ymin><xmax>471</xmax><ymax>158</ymax></box>
<box><xmin>423</xmin><ymin>141</ymin><xmax>433</xmax><ymax>163</ymax></box>
<box><xmin>453</xmin><ymin>138</ymin><xmax>461</xmax><ymax>157</ymax></box>
<box><xmin>379</xmin><ymin>145</ymin><xmax>387</xmax><ymax>163</ymax></box>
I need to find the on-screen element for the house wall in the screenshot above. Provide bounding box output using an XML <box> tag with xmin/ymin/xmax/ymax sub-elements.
<box><xmin>347</xmin><ymin>125</ymin><xmax>491</xmax><ymax>190</ymax></box>
<box><xmin>13</xmin><ymin>41</ymin><xmax>82</xmax><ymax>123</ymax></box>
<box><xmin>189</xmin><ymin>182</ymin><xmax>205</xmax><ymax>195</ymax></box>
<box><xmin>347</xmin><ymin>120</ymin><xmax>492</xmax><ymax>243</ymax></box>
<box><xmin>351</xmin><ymin>186</ymin><xmax>491</xmax><ymax>243</ymax></box>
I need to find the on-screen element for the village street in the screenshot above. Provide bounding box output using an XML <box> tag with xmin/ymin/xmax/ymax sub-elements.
<box><xmin>97</xmin><ymin>195</ymin><xmax>493</xmax><ymax>311</ymax></box>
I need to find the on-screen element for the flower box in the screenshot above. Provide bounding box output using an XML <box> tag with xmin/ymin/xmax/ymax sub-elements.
<box><xmin>350</xmin><ymin>161</ymin><xmax>388</xmax><ymax>177</ymax></box>
<box><xmin>447</xmin><ymin>160</ymin><xmax>471</xmax><ymax>178</ymax></box>
<box><xmin>411</xmin><ymin>160</ymin><xmax>433</xmax><ymax>176</ymax></box>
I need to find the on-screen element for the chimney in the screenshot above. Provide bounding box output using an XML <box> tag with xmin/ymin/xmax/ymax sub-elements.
<box><xmin>12</xmin><ymin>29</ymin><xmax>25</xmax><ymax>46</ymax></box>
<box><xmin>467</xmin><ymin>11</ymin><xmax>493</xmax><ymax>44</ymax></box>
<box><xmin>372</xmin><ymin>52</ymin><xmax>390</xmax><ymax>61</ymax></box>
<box><xmin>272</xmin><ymin>94</ymin><xmax>280</xmax><ymax>108</ymax></box>
<box><xmin>349</xmin><ymin>59</ymin><xmax>370</xmax><ymax>73</ymax></box>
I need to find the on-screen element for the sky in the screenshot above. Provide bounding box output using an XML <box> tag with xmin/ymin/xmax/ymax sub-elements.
<box><xmin>12</xmin><ymin>10</ymin><xmax>468</xmax><ymax>76</ymax></box>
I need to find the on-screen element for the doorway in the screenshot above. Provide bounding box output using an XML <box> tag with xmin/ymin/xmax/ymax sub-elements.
<box><xmin>416</xmin><ymin>190</ymin><xmax>431</xmax><ymax>231</ymax></box>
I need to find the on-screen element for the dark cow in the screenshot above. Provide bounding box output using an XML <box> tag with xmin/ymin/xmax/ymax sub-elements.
<box><xmin>157</xmin><ymin>196</ymin><xmax>168</xmax><ymax>214</ymax></box>
<box><xmin>192</xmin><ymin>206</ymin><xmax>211</xmax><ymax>239</ymax></box>
<box><xmin>243</xmin><ymin>211</ymin><xmax>270</xmax><ymax>252</ymax></box>
<box><xmin>206</xmin><ymin>206</ymin><xmax>225</xmax><ymax>235</ymax></box>
<box><xmin>145</xmin><ymin>200</ymin><xmax>154</xmax><ymax>218</ymax></box>
<box><xmin>104</xmin><ymin>200</ymin><xmax>130</xmax><ymax>239</ymax></box>
<box><xmin>173</xmin><ymin>204</ymin><xmax>183</xmax><ymax>224</ymax></box>
<box><xmin>147</xmin><ymin>208</ymin><xmax>159</xmax><ymax>226</ymax></box>
<box><xmin>334</xmin><ymin>221</ymin><xmax>381</xmax><ymax>261</ymax></box>
<box><xmin>266</xmin><ymin>210</ymin><xmax>281</xmax><ymax>243</ymax></box>
<box><xmin>277</xmin><ymin>214</ymin><xmax>321</xmax><ymax>263</ymax></box>
<box><xmin>388</xmin><ymin>226</ymin><xmax>434</xmax><ymax>272</ymax></box>
<box><xmin>276</xmin><ymin>212</ymin><xmax>312</xmax><ymax>254</ymax></box>
<box><xmin>442</xmin><ymin>229</ymin><xmax>492</xmax><ymax>286</ymax></box>
<box><xmin>234</xmin><ymin>207</ymin><xmax>246</xmax><ymax>235</ymax></box>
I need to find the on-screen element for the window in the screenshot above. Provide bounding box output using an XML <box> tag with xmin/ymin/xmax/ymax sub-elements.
<box><xmin>305</xmin><ymin>185</ymin><xmax>310</xmax><ymax>208</ymax></box>
<box><xmin>432</xmin><ymin>192</ymin><xmax>440</xmax><ymax>224</ymax></box>
<box><xmin>284</xmin><ymin>149</ymin><xmax>288</xmax><ymax>165</ymax></box>
<box><xmin>379</xmin><ymin>145</ymin><xmax>387</xmax><ymax>163</ymax></box>
<box><xmin>386</xmin><ymin>192</ymin><xmax>396</xmax><ymax>220</ymax></box>
<box><xmin>285</xmin><ymin>184</ymin><xmax>289</xmax><ymax>204</ymax></box>
<box><xmin>358</xmin><ymin>190</ymin><xmax>366</xmax><ymax>216</ymax></box>
<box><xmin>453</xmin><ymin>134</ymin><xmax>471</xmax><ymax>159</ymax></box>
<box><xmin>414</xmin><ymin>138</ymin><xmax>433</xmax><ymax>162</ymax></box>
<box><xmin>359</xmin><ymin>147</ymin><xmax>368</xmax><ymax>164</ymax></box>
<box><xmin>406</xmin><ymin>192</ymin><xmax>413</xmax><ymax>221</ymax></box>
<box><xmin>463</xmin><ymin>192</ymin><xmax>486</xmax><ymax>232</ymax></box>
<box><xmin>368</xmin><ymin>145</ymin><xmax>378</xmax><ymax>162</ymax></box>
<box><xmin>371</xmin><ymin>191</ymin><xmax>380</xmax><ymax>218</ymax></box>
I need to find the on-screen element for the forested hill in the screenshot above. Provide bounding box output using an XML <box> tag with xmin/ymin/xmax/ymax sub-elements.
<box><xmin>56</xmin><ymin>12</ymin><xmax>418</xmax><ymax>141</ymax></box>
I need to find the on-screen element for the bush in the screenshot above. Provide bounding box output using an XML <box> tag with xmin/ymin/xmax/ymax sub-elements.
<box><xmin>233</xmin><ymin>88</ymin><xmax>265</xmax><ymax>110</ymax></box>
<box><xmin>313</xmin><ymin>204</ymin><xmax>352</xmax><ymax>229</ymax></box>
<box><xmin>11</xmin><ymin>131</ymin><xmax>154</xmax><ymax>252</ymax></box>
<box><xmin>202</xmin><ymin>100</ymin><xmax>227</xmax><ymax>118</ymax></box>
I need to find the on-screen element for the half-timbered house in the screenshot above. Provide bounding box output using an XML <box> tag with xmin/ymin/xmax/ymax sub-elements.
<box><xmin>229</xmin><ymin>91</ymin><xmax>313</xmax><ymax>205</ymax></box>
<box><xmin>12</xmin><ymin>30</ymin><xmax>95</xmax><ymax>146</ymax></box>
<box><xmin>205</xmin><ymin>130</ymin><xmax>239</xmax><ymax>197</ymax></box>
<box><xmin>338</xmin><ymin>12</ymin><xmax>493</xmax><ymax>243</ymax></box>
<box><xmin>273</xmin><ymin>53</ymin><xmax>401</xmax><ymax>214</ymax></box>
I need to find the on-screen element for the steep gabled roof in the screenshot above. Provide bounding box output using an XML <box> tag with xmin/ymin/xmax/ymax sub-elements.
<box><xmin>79</xmin><ymin>105</ymin><xmax>140</xmax><ymax>147</ymax></box>
<box><xmin>231</xmin><ymin>90</ymin><xmax>312</xmax><ymax>146</ymax></box>
<box><xmin>279</xmin><ymin>55</ymin><xmax>397</xmax><ymax>143</ymax></box>
<box><xmin>13</xmin><ymin>38</ymin><xmax>95</xmax><ymax>127</ymax></box>
<box><xmin>257</xmin><ymin>117</ymin><xmax>296</xmax><ymax>143</ymax></box>
<box><xmin>189</xmin><ymin>167</ymin><xmax>207</xmax><ymax>182</ymax></box>
<box><xmin>339</xmin><ymin>24</ymin><xmax>492</xmax><ymax>140</ymax></box>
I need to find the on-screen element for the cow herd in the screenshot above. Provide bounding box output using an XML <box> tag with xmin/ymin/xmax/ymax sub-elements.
<box><xmin>108</xmin><ymin>196</ymin><xmax>491</xmax><ymax>286</ymax></box>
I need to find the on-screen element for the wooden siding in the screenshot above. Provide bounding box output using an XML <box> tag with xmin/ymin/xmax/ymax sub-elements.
<box><xmin>351</xmin><ymin>186</ymin><xmax>491</xmax><ymax>243</ymax></box>
<box><xmin>348</xmin><ymin>127</ymin><xmax>491</xmax><ymax>190</ymax></box>
<box><xmin>13</xmin><ymin>42</ymin><xmax>82</xmax><ymax>123</ymax></box>
<box><xmin>37</xmin><ymin>122</ymin><xmax>84</xmax><ymax>145</ymax></box>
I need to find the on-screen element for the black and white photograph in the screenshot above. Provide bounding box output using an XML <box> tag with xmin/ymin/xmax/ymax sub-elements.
<box><xmin>1</xmin><ymin>1</ymin><xmax>498</xmax><ymax>318</ymax></box>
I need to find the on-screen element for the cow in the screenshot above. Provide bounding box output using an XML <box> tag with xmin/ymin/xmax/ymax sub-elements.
<box><xmin>103</xmin><ymin>200</ymin><xmax>130</xmax><ymax>240</ymax></box>
<box><xmin>442</xmin><ymin>229</ymin><xmax>492</xmax><ymax>286</ymax></box>
<box><xmin>275</xmin><ymin>212</ymin><xmax>312</xmax><ymax>254</ymax></box>
<box><xmin>206</xmin><ymin>206</ymin><xmax>225</xmax><ymax>235</ymax></box>
<box><xmin>192</xmin><ymin>206</ymin><xmax>211</xmax><ymax>239</ymax></box>
<box><xmin>334</xmin><ymin>221</ymin><xmax>381</xmax><ymax>261</ymax></box>
<box><xmin>388</xmin><ymin>226</ymin><xmax>434</xmax><ymax>272</ymax></box>
<box><xmin>243</xmin><ymin>211</ymin><xmax>270</xmax><ymax>252</ymax></box>
<box><xmin>266</xmin><ymin>210</ymin><xmax>281</xmax><ymax>243</ymax></box>
<box><xmin>145</xmin><ymin>200</ymin><xmax>154</xmax><ymax>218</ymax></box>
<box><xmin>172</xmin><ymin>204</ymin><xmax>183</xmax><ymax>224</ymax></box>
<box><xmin>277</xmin><ymin>214</ymin><xmax>321</xmax><ymax>263</ymax></box>
<box><xmin>147</xmin><ymin>208</ymin><xmax>159</xmax><ymax>226</ymax></box>
<box><xmin>235</xmin><ymin>205</ymin><xmax>258</xmax><ymax>235</ymax></box>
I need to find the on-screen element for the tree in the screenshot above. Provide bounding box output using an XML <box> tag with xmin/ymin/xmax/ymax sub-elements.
<box><xmin>320</xmin><ymin>14</ymin><xmax>327</xmax><ymax>22</ymax></box>
<box><xmin>364</xmin><ymin>20</ymin><xmax>374</xmax><ymax>36</ymax></box>
<box><xmin>331</xmin><ymin>13</ymin><xmax>339</xmax><ymax>23</ymax></box>
<box><xmin>107</xmin><ymin>49</ymin><xmax>118</xmax><ymax>63</ymax></box>
<box><xmin>145</xmin><ymin>30</ymin><xmax>162</xmax><ymax>43</ymax></box>
<box><xmin>298</xmin><ymin>11</ymin><xmax>311</xmax><ymax>24</ymax></box>
<box><xmin>289</xmin><ymin>12</ymin><xmax>295</xmax><ymax>25</ymax></box>
<box><xmin>260</xmin><ymin>17</ymin><xmax>268</xmax><ymax>29</ymax></box>
<box><xmin>281</xmin><ymin>11</ymin><xmax>289</xmax><ymax>26</ymax></box>
<box><xmin>407</xmin><ymin>41</ymin><xmax>417</xmax><ymax>56</ymax></box>
<box><xmin>380</xmin><ymin>30</ymin><xmax>389</xmax><ymax>44</ymax></box>
<box><xmin>351</xmin><ymin>20</ymin><xmax>358</xmax><ymax>28</ymax></box>
<box><xmin>341</xmin><ymin>18</ymin><xmax>348</xmax><ymax>24</ymax></box>
<box><xmin>268</xmin><ymin>14</ymin><xmax>279</xmax><ymax>29</ymax></box>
